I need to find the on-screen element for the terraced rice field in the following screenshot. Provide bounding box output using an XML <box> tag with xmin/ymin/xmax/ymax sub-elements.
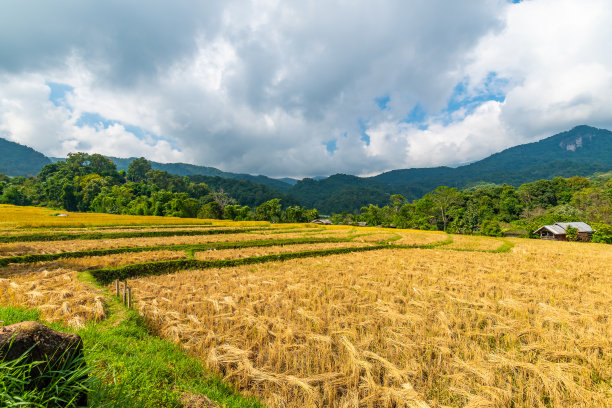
<box><xmin>0</xmin><ymin>206</ymin><xmax>609</xmax><ymax>407</ymax></box>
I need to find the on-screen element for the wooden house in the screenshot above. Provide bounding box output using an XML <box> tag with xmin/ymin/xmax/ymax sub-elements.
<box><xmin>534</xmin><ymin>222</ymin><xmax>594</xmax><ymax>241</ymax></box>
<box><xmin>310</xmin><ymin>219</ymin><xmax>333</xmax><ymax>225</ymax></box>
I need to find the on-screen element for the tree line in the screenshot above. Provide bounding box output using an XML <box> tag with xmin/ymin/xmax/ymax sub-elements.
<box><xmin>0</xmin><ymin>152</ymin><xmax>610</xmax><ymax>242</ymax></box>
<box><xmin>338</xmin><ymin>176</ymin><xmax>611</xmax><ymax>243</ymax></box>
<box><xmin>0</xmin><ymin>153</ymin><xmax>318</xmax><ymax>223</ymax></box>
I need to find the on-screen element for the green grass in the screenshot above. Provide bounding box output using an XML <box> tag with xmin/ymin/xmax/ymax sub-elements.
<box><xmin>0</xmin><ymin>302</ymin><xmax>263</xmax><ymax>408</ymax></box>
<box><xmin>1</xmin><ymin>346</ymin><xmax>91</xmax><ymax>407</ymax></box>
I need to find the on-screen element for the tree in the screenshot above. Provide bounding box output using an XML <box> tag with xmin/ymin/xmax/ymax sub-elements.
<box><xmin>60</xmin><ymin>184</ymin><xmax>78</xmax><ymax>211</ymax></box>
<box><xmin>198</xmin><ymin>201</ymin><xmax>223</xmax><ymax>219</ymax></box>
<box><xmin>165</xmin><ymin>193</ymin><xmax>199</xmax><ymax>218</ymax></box>
<box><xmin>565</xmin><ymin>226</ymin><xmax>578</xmax><ymax>241</ymax></box>
<box><xmin>224</xmin><ymin>205</ymin><xmax>252</xmax><ymax>221</ymax></box>
<box><xmin>255</xmin><ymin>199</ymin><xmax>282</xmax><ymax>222</ymax></box>
<box><xmin>359</xmin><ymin>204</ymin><xmax>384</xmax><ymax>226</ymax></box>
<box><xmin>127</xmin><ymin>157</ymin><xmax>152</xmax><ymax>182</ymax></box>
<box><xmin>481</xmin><ymin>220</ymin><xmax>502</xmax><ymax>237</ymax></box>
<box><xmin>499</xmin><ymin>185</ymin><xmax>522</xmax><ymax>222</ymax></box>
<box><xmin>0</xmin><ymin>185</ymin><xmax>29</xmax><ymax>206</ymax></box>
<box><xmin>430</xmin><ymin>186</ymin><xmax>460</xmax><ymax>231</ymax></box>
<box><xmin>209</xmin><ymin>190</ymin><xmax>236</xmax><ymax>218</ymax></box>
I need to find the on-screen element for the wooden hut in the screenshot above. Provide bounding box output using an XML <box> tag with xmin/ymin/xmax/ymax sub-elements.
<box><xmin>534</xmin><ymin>222</ymin><xmax>594</xmax><ymax>241</ymax></box>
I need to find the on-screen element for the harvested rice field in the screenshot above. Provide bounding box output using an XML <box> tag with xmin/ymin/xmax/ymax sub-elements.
<box><xmin>0</xmin><ymin>229</ymin><xmax>360</xmax><ymax>256</ymax></box>
<box><xmin>0</xmin><ymin>205</ymin><xmax>610</xmax><ymax>408</ymax></box>
<box><xmin>445</xmin><ymin>234</ymin><xmax>507</xmax><ymax>251</ymax></box>
<box><xmin>193</xmin><ymin>241</ymin><xmax>374</xmax><ymax>260</ymax></box>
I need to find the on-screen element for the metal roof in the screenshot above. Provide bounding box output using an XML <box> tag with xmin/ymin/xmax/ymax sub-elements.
<box><xmin>554</xmin><ymin>222</ymin><xmax>594</xmax><ymax>233</ymax></box>
<box><xmin>534</xmin><ymin>225</ymin><xmax>567</xmax><ymax>235</ymax></box>
<box><xmin>534</xmin><ymin>222</ymin><xmax>594</xmax><ymax>235</ymax></box>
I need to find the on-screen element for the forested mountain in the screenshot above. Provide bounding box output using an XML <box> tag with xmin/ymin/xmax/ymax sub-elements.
<box><xmin>290</xmin><ymin>125</ymin><xmax>612</xmax><ymax>213</ymax></box>
<box><xmin>288</xmin><ymin>174</ymin><xmax>392</xmax><ymax>215</ymax></box>
<box><xmin>107</xmin><ymin>157</ymin><xmax>293</xmax><ymax>193</ymax></box>
<box><xmin>1</xmin><ymin>125</ymin><xmax>611</xmax><ymax>214</ymax></box>
<box><xmin>187</xmin><ymin>175</ymin><xmax>298</xmax><ymax>208</ymax></box>
<box><xmin>0</xmin><ymin>138</ymin><xmax>51</xmax><ymax>176</ymax></box>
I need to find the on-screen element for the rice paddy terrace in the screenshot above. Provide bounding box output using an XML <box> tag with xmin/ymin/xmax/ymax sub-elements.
<box><xmin>0</xmin><ymin>204</ymin><xmax>610</xmax><ymax>407</ymax></box>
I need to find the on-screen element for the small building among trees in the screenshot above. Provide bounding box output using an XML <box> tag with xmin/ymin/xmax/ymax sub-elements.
<box><xmin>310</xmin><ymin>219</ymin><xmax>333</xmax><ymax>225</ymax></box>
<box><xmin>534</xmin><ymin>222</ymin><xmax>594</xmax><ymax>241</ymax></box>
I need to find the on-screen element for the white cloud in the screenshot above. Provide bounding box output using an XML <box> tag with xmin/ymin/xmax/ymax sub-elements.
<box><xmin>1</xmin><ymin>1</ymin><xmax>611</xmax><ymax>178</ymax></box>
<box><xmin>364</xmin><ymin>101</ymin><xmax>509</xmax><ymax>168</ymax></box>
<box><xmin>466</xmin><ymin>0</ymin><xmax>612</xmax><ymax>140</ymax></box>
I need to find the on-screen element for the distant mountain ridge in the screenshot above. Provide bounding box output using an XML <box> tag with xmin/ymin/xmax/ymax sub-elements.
<box><xmin>106</xmin><ymin>157</ymin><xmax>294</xmax><ymax>193</ymax></box>
<box><xmin>1</xmin><ymin>125</ymin><xmax>611</xmax><ymax>213</ymax></box>
<box><xmin>289</xmin><ymin>125</ymin><xmax>612</xmax><ymax>213</ymax></box>
<box><xmin>0</xmin><ymin>138</ymin><xmax>51</xmax><ymax>176</ymax></box>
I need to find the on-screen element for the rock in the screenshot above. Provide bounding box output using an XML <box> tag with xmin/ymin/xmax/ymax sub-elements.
<box><xmin>0</xmin><ymin>321</ymin><xmax>87</xmax><ymax>406</ymax></box>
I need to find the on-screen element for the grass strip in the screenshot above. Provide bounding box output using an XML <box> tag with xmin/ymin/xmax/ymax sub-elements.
<box><xmin>0</xmin><ymin>303</ymin><xmax>263</xmax><ymax>408</ymax></box>
<box><xmin>0</xmin><ymin>227</ymin><xmax>269</xmax><ymax>244</ymax></box>
<box><xmin>489</xmin><ymin>240</ymin><xmax>515</xmax><ymax>253</ymax></box>
<box><xmin>436</xmin><ymin>238</ymin><xmax>515</xmax><ymax>254</ymax></box>
<box><xmin>89</xmin><ymin>245</ymin><xmax>387</xmax><ymax>284</ymax></box>
<box><xmin>0</xmin><ymin>236</ymin><xmax>356</xmax><ymax>268</ymax></box>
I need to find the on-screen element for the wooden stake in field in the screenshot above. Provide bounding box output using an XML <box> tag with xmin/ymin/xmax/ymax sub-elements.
<box><xmin>115</xmin><ymin>279</ymin><xmax>119</xmax><ymax>296</ymax></box>
<box><xmin>122</xmin><ymin>281</ymin><xmax>127</xmax><ymax>305</ymax></box>
<box><xmin>127</xmin><ymin>287</ymin><xmax>132</xmax><ymax>309</ymax></box>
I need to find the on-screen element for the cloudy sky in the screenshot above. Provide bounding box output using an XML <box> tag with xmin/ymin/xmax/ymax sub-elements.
<box><xmin>1</xmin><ymin>0</ymin><xmax>611</xmax><ymax>178</ymax></box>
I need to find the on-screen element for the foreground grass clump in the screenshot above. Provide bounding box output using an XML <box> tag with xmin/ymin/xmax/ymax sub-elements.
<box><xmin>0</xmin><ymin>302</ymin><xmax>262</xmax><ymax>407</ymax></box>
<box><xmin>0</xmin><ymin>306</ymin><xmax>135</xmax><ymax>408</ymax></box>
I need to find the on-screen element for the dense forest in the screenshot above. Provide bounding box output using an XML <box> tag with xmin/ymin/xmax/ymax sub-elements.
<box><xmin>338</xmin><ymin>175</ymin><xmax>612</xmax><ymax>243</ymax></box>
<box><xmin>289</xmin><ymin>125</ymin><xmax>612</xmax><ymax>213</ymax></box>
<box><xmin>0</xmin><ymin>152</ymin><xmax>610</xmax><ymax>243</ymax></box>
<box><xmin>0</xmin><ymin>153</ymin><xmax>318</xmax><ymax>223</ymax></box>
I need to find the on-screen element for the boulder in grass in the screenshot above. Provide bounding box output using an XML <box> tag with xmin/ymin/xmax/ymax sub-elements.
<box><xmin>0</xmin><ymin>321</ymin><xmax>87</xmax><ymax>406</ymax></box>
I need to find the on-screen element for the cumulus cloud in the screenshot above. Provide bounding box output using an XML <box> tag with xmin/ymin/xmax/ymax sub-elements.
<box><xmin>0</xmin><ymin>0</ymin><xmax>610</xmax><ymax>177</ymax></box>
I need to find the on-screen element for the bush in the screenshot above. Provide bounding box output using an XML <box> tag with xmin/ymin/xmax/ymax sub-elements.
<box><xmin>481</xmin><ymin>220</ymin><xmax>502</xmax><ymax>237</ymax></box>
<box><xmin>592</xmin><ymin>223</ymin><xmax>612</xmax><ymax>244</ymax></box>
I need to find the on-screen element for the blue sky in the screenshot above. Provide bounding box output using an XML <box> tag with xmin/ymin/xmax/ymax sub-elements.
<box><xmin>1</xmin><ymin>0</ymin><xmax>611</xmax><ymax>177</ymax></box>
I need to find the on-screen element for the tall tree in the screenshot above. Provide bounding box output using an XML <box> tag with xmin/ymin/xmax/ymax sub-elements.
<box><xmin>430</xmin><ymin>186</ymin><xmax>460</xmax><ymax>231</ymax></box>
<box><xmin>127</xmin><ymin>157</ymin><xmax>152</xmax><ymax>182</ymax></box>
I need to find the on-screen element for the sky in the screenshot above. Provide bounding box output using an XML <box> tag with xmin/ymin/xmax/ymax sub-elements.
<box><xmin>1</xmin><ymin>0</ymin><xmax>611</xmax><ymax>178</ymax></box>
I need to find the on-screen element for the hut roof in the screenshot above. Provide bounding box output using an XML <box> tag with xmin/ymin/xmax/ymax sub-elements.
<box><xmin>534</xmin><ymin>224</ymin><xmax>566</xmax><ymax>235</ymax></box>
<box><xmin>554</xmin><ymin>222</ymin><xmax>594</xmax><ymax>233</ymax></box>
<box><xmin>534</xmin><ymin>222</ymin><xmax>594</xmax><ymax>235</ymax></box>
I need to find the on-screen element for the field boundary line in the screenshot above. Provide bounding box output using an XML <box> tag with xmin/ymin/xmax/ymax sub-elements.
<box><xmin>0</xmin><ymin>227</ymin><xmax>272</xmax><ymax>243</ymax></box>
<box><xmin>88</xmin><ymin>245</ymin><xmax>389</xmax><ymax>284</ymax></box>
<box><xmin>0</xmin><ymin>236</ymin><xmax>357</xmax><ymax>268</ymax></box>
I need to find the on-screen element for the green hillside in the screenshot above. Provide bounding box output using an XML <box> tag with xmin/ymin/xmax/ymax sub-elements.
<box><xmin>108</xmin><ymin>157</ymin><xmax>293</xmax><ymax>192</ymax></box>
<box><xmin>290</xmin><ymin>125</ymin><xmax>612</xmax><ymax>213</ymax></box>
<box><xmin>0</xmin><ymin>138</ymin><xmax>51</xmax><ymax>176</ymax></box>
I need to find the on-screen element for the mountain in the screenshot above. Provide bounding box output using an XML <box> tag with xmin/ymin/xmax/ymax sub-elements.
<box><xmin>107</xmin><ymin>157</ymin><xmax>293</xmax><ymax>193</ymax></box>
<box><xmin>3</xmin><ymin>125</ymin><xmax>611</xmax><ymax>214</ymax></box>
<box><xmin>288</xmin><ymin>174</ymin><xmax>392</xmax><ymax>214</ymax></box>
<box><xmin>0</xmin><ymin>138</ymin><xmax>51</xmax><ymax>176</ymax></box>
<box><xmin>187</xmin><ymin>175</ymin><xmax>299</xmax><ymax>208</ymax></box>
<box><xmin>289</xmin><ymin>125</ymin><xmax>612</xmax><ymax>213</ymax></box>
<box><xmin>372</xmin><ymin>125</ymin><xmax>612</xmax><ymax>186</ymax></box>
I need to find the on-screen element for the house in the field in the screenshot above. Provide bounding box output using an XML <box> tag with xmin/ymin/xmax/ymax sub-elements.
<box><xmin>310</xmin><ymin>219</ymin><xmax>333</xmax><ymax>225</ymax></box>
<box><xmin>534</xmin><ymin>222</ymin><xmax>594</xmax><ymax>241</ymax></box>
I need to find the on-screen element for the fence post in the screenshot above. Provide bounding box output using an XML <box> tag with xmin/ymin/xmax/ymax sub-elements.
<box><xmin>128</xmin><ymin>288</ymin><xmax>132</xmax><ymax>309</ymax></box>
<box><xmin>115</xmin><ymin>279</ymin><xmax>119</xmax><ymax>296</ymax></box>
<box><xmin>122</xmin><ymin>281</ymin><xmax>127</xmax><ymax>305</ymax></box>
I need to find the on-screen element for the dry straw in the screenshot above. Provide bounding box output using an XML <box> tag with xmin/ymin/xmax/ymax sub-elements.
<box><xmin>127</xmin><ymin>240</ymin><xmax>611</xmax><ymax>407</ymax></box>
